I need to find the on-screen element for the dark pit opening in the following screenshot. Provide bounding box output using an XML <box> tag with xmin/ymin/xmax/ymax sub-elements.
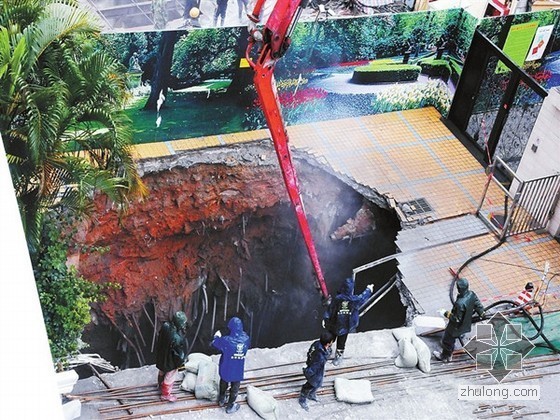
<box><xmin>80</xmin><ymin>147</ymin><xmax>405</xmax><ymax>369</ymax></box>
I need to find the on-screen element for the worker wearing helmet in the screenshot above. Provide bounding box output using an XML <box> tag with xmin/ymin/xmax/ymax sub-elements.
<box><xmin>156</xmin><ymin>311</ymin><xmax>189</xmax><ymax>402</ymax></box>
<box><xmin>212</xmin><ymin>317</ymin><xmax>250</xmax><ymax>414</ymax></box>
<box><xmin>433</xmin><ymin>278</ymin><xmax>485</xmax><ymax>363</ymax></box>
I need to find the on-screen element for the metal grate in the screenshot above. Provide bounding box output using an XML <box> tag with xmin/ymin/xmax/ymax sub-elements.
<box><xmin>400</xmin><ymin>198</ymin><xmax>433</xmax><ymax>216</ymax></box>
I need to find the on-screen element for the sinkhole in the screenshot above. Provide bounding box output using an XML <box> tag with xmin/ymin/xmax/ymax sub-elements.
<box><xmin>78</xmin><ymin>143</ymin><xmax>406</xmax><ymax>370</ymax></box>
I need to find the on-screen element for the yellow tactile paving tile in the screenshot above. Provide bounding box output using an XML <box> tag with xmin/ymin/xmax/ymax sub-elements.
<box><xmin>356</xmin><ymin>159</ymin><xmax>402</xmax><ymax>187</ymax></box>
<box><xmin>131</xmin><ymin>142</ymin><xmax>171</xmax><ymax>159</ymax></box>
<box><xmin>428</xmin><ymin>140</ymin><xmax>482</xmax><ymax>174</ymax></box>
<box><xmin>401</xmin><ymin>114</ymin><xmax>453</xmax><ymax>140</ymax></box>
<box><xmin>362</xmin><ymin>121</ymin><xmax>417</xmax><ymax>147</ymax></box>
<box><xmin>476</xmin><ymin>253</ymin><xmax>532</xmax><ymax>296</ymax></box>
<box><xmin>413</xmin><ymin>178</ymin><xmax>476</xmax><ymax>217</ymax></box>
<box><xmin>170</xmin><ymin>136</ymin><xmax>222</xmax><ymax>151</ymax></box>
<box><xmin>455</xmin><ymin>173</ymin><xmax>497</xmax><ymax>206</ymax></box>
<box><xmin>513</xmin><ymin>241</ymin><xmax>560</xmax><ymax>279</ymax></box>
<box><xmin>384</xmin><ymin>144</ymin><xmax>447</xmax><ymax>181</ymax></box>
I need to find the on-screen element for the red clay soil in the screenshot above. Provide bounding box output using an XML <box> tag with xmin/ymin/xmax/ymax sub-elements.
<box><xmin>76</xmin><ymin>161</ymin><xmax>289</xmax><ymax>321</ymax></box>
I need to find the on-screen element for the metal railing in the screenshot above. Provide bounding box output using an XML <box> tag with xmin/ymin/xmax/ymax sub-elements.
<box><xmin>477</xmin><ymin>157</ymin><xmax>560</xmax><ymax>239</ymax></box>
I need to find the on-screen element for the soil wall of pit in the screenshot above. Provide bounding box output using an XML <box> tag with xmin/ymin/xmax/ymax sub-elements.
<box><xmin>75</xmin><ymin>142</ymin><xmax>404</xmax><ymax>368</ymax></box>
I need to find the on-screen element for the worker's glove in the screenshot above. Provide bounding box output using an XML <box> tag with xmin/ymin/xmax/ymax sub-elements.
<box><xmin>366</xmin><ymin>284</ymin><xmax>374</xmax><ymax>293</ymax></box>
<box><xmin>437</xmin><ymin>309</ymin><xmax>449</xmax><ymax>318</ymax></box>
<box><xmin>214</xmin><ymin>330</ymin><xmax>222</xmax><ymax>338</ymax></box>
<box><xmin>321</xmin><ymin>319</ymin><xmax>326</xmax><ymax>329</ymax></box>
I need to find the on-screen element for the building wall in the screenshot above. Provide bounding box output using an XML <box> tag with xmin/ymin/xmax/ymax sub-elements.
<box><xmin>515</xmin><ymin>87</ymin><xmax>560</xmax><ymax>237</ymax></box>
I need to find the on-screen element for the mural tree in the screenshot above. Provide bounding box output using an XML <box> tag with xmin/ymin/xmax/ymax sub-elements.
<box><xmin>171</xmin><ymin>28</ymin><xmax>241</xmax><ymax>86</ymax></box>
<box><xmin>144</xmin><ymin>31</ymin><xmax>178</xmax><ymax>110</ymax></box>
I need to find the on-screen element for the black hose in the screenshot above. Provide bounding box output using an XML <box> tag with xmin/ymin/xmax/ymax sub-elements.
<box><xmin>472</xmin><ymin>298</ymin><xmax>559</xmax><ymax>354</ymax></box>
<box><xmin>449</xmin><ymin>238</ymin><xmax>506</xmax><ymax>304</ymax></box>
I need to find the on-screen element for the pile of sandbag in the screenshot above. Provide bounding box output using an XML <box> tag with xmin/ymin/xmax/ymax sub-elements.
<box><xmin>392</xmin><ymin>327</ymin><xmax>431</xmax><ymax>373</ymax></box>
<box><xmin>180</xmin><ymin>353</ymin><xmax>220</xmax><ymax>401</ymax></box>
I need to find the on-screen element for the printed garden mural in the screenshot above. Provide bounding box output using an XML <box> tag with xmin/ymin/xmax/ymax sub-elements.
<box><xmin>102</xmin><ymin>9</ymin><xmax>476</xmax><ymax>144</ymax></box>
<box><xmin>100</xmin><ymin>8</ymin><xmax>560</xmax><ymax>146</ymax></box>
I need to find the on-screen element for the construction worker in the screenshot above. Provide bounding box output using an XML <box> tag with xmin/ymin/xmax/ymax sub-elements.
<box><xmin>323</xmin><ymin>277</ymin><xmax>373</xmax><ymax>366</ymax></box>
<box><xmin>515</xmin><ymin>282</ymin><xmax>535</xmax><ymax>307</ymax></box>
<box><xmin>433</xmin><ymin>277</ymin><xmax>485</xmax><ymax>363</ymax></box>
<box><xmin>299</xmin><ymin>331</ymin><xmax>334</xmax><ymax>411</ymax></box>
<box><xmin>212</xmin><ymin>317</ymin><xmax>250</xmax><ymax>414</ymax></box>
<box><xmin>155</xmin><ymin>311</ymin><xmax>189</xmax><ymax>402</ymax></box>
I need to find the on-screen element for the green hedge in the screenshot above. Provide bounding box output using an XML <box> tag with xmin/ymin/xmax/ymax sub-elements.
<box><xmin>448</xmin><ymin>57</ymin><xmax>463</xmax><ymax>85</ymax></box>
<box><xmin>352</xmin><ymin>63</ymin><xmax>421</xmax><ymax>83</ymax></box>
<box><xmin>417</xmin><ymin>58</ymin><xmax>451</xmax><ymax>81</ymax></box>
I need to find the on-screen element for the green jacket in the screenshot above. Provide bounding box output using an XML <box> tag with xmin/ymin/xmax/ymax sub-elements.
<box><xmin>447</xmin><ymin>278</ymin><xmax>484</xmax><ymax>338</ymax></box>
<box><xmin>155</xmin><ymin>322</ymin><xmax>186</xmax><ymax>372</ymax></box>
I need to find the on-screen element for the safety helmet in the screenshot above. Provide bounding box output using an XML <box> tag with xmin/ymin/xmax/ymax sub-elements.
<box><xmin>189</xmin><ymin>7</ymin><xmax>200</xmax><ymax>19</ymax></box>
<box><xmin>172</xmin><ymin>311</ymin><xmax>188</xmax><ymax>330</ymax></box>
<box><xmin>525</xmin><ymin>282</ymin><xmax>534</xmax><ymax>291</ymax></box>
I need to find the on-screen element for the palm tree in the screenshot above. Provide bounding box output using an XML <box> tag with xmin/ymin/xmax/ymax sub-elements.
<box><xmin>0</xmin><ymin>0</ymin><xmax>146</xmax><ymax>252</ymax></box>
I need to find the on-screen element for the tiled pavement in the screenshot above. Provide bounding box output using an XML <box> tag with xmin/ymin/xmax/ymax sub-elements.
<box><xmin>131</xmin><ymin>106</ymin><xmax>560</xmax><ymax>314</ymax></box>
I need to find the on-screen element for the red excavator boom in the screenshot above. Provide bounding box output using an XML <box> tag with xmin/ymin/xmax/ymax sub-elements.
<box><xmin>245</xmin><ymin>0</ymin><xmax>330</xmax><ymax>302</ymax></box>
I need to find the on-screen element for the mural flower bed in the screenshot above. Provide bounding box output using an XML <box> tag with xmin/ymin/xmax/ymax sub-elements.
<box><xmin>244</xmin><ymin>82</ymin><xmax>329</xmax><ymax>130</ymax></box>
<box><xmin>373</xmin><ymin>80</ymin><xmax>452</xmax><ymax>115</ymax></box>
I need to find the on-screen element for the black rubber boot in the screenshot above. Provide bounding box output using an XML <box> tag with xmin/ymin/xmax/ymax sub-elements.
<box><xmin>298</xmin><ymin>395</ymin><xmax>309</xmax><ymax>411</ymax></box>
<box><xmin>333</xmin><ymin>350</ymin><xmax>344</xmax><ymax>366</ymax></box>
<box><xmin>226</xmin><ymin>403</ymin><xmax>240</xmax><ymax>414</ymax></box>
<box><xmin>433</xmin><ymin>350</ymin><xmax>453</xmax><ymax>362</ymax></box>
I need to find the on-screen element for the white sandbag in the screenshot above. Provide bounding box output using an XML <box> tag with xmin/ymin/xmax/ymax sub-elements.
<box><xmin>62</xmin><ymin>399</ymin><xmax>81</xmax><ymax>420</ymax></box>
<box><xmin>184</xmin><ymin>359</ymin><xmax>201</xmax><ymax>374</ymax></box>
<box><xmin>392</xmin><ymin>327</ymin><xmax>415</xmax><ymax>341</ymax></box>
<box><xmin>394</xmin><ymin>337</ymin><xmax>418</xmax><ymax>368</ymax></box>
<box><xmin>185</xmin><ymin>352</ymin><xmax>213</xmax><ymax>373</ymax></box>
<box><xmin>334</xmin><ymin>377</ymin><xmax>374</xmax><ymax>404</ymax></box>
<box><xmin>180</xmin><ymin>371</ymin><xmax>197</xmax><ymax>392</ymax></box>
<box><xmin>246</xmin><ymin>385</ymin><xmax>280</xmax><ymax>420</ymax></box>
<box><xmin>411</xmin><ymin>335</ymin><xmax>431</xmax><ymax>373</ymax></box>
<box><xmin>194</xmin><ymin>360</ymin><xmax>219</xmax><ymax>401</ymax></box>
<box><xmin>188</xmin><ymin>352</ymin><xmax>212</xmax><ymax>362</ymax></box>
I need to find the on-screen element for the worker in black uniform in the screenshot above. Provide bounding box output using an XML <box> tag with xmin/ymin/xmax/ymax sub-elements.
<box><xmin>433</xmin><ymin>277</ymin><xmax>485</xmax><ymax>363</ymax></box>
<box><xmin>155</xmin><ymin>311</ymin><xmax>189</xmax><ymax>402</ymax></box>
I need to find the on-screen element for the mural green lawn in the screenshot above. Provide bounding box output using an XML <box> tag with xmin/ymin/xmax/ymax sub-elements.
<box><xmin>127</xmin><ymin>83</ymin><xmax>245</xmax><ymax>144</ymax></box>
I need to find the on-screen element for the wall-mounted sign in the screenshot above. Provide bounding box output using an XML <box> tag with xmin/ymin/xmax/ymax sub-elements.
<box><xmin>496</xmin><ymin>21</ymin><xmax>539</xmax><ymax>74</ymax></box>
<box><xmin>526</xmin><ymin>25</ymin><xmax>555</xmax><ymax>62</ymax></box>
